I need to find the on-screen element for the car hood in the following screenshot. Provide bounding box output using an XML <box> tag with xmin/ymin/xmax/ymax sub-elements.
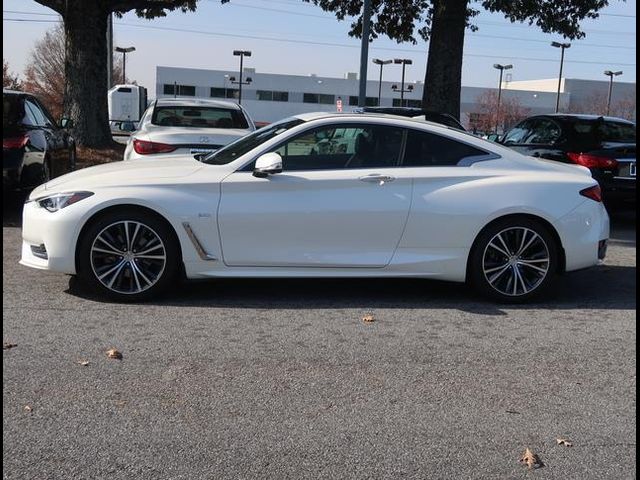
<box><xmin>34</xmin><ymin>157</ymin><xmax>206</xmax><ymax>196</ymax></box>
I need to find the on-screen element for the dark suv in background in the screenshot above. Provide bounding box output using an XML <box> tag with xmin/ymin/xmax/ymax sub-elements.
<box><xmin>3</xmin><ymin>89</ymin><xmax>76</xmax><ymax>190</ymax></box>
<box><xmin>499</xmin><ymin>114</ymin><xmax>636</xmax><ymax>207</ymax></box>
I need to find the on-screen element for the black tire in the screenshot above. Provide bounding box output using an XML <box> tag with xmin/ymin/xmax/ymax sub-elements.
<box><xmin>77</xmin><ymin>208</ymin><xmax>180</xmax><ymax>302</ymax></box>
<box><xmin>468</xmin><ymin>217</ymin><xmax>559</xmax><ymax>303</ymax></box>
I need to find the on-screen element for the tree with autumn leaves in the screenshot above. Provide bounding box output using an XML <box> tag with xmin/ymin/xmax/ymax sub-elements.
<box><xmin>33</xmin><ymin>0</ymin><xmax>198</xmax><ymax>147</ymax></box>
<box><xmin>306</xmin><ymin>0</ymin><xmax>615</xmax><ymax>119</ymax></box>
<box><xmin>22</xmin><ymin>26</ymin><xmax>130</xmax><ymax>122</ymax></box>
<box><xmin>30</xmin><ymin>0</ymin><xmax>617</xmax><ymax>147</ymax></box>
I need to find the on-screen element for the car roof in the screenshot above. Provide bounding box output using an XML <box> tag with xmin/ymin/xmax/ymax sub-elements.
<box><xmin>290</xmin><ymin>111</ymin><xmax>468</xmax><ymax>133</ymax></box>
<box><xmin>537</xmin><ymin>113</ymin><xmax>635</xmax><ymax>124</ymax></box>
<box><xmin>155</xmin><ymin>97</ymin><xmax>242</xmax><ymax>110</ymax></box>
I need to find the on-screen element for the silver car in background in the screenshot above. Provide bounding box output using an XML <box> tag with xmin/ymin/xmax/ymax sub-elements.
<box><xmin>124</xmin><ymin>98</ymin><xmax>255</xmax><ymax>161</ymax></box>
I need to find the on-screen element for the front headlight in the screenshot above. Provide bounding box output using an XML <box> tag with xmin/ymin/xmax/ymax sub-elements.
<box><xmin>35</xmin><ymin>191</ymin><xmax>94</xmax><ymax>212</ymax></box>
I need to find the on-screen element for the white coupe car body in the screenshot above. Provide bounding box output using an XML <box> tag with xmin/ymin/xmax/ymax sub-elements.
<box><xmin>21</xmin><ymin>113</ymin><xmax>609</xmax><ymax>301</ymax></box>
<box><xmin>123</xmin><ymin>98</ymin><xmax>255</xmax><ymax>161</ymax></box>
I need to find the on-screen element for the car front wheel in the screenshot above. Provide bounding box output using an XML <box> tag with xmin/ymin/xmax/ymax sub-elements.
<box><xmin>77</xmin><ymin>209</ymin><xmax>180</xmax><ymax>301</ymax></box>
<box><xmin>469</xmin><ymin>218</ymin><xmax>559</xmax><ymax>302</ymax></box>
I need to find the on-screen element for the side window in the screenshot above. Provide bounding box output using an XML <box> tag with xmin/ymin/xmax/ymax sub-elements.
<box><xmin>526</xmin><ymin>119</ymin><xmax>561</xmax><ymax>144</ymax></box>
<box><xmin>21</xmin><ymin>99</ymin><xmax>38</xmax><ymax>127</ymax></box>
<box><xmin>33</xmin><ymin>99</ymin><xmax>56</xmax><ymax>127</ymax></box>
<box><xmin>271</xmin><ymin>125</ymin><xmax>403</xmax><ymax>171</ymax></box>
<box><xmin>24</xmin><ymin>99</ymin><xmax>48</xmax><ymax>127</ymax></box>
<box><xmin>403</xmin><ymin>130</ymin><xmax>491</xmax><ymax>167</ymax></box>
<box><xmin>503</xmin><ymin>120</ymin><xmax>535</xmax><ymax>145</ymax></box>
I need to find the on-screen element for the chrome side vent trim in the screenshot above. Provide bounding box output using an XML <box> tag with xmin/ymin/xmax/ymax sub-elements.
<box><xmin>182</xmin><ymin>222</ymin><xmax>218</xmax><ymax>261</ymax></box>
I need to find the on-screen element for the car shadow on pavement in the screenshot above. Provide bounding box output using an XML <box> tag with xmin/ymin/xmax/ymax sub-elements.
<box><xmin>67</xmin><ymin>262</ymin><xmax>636</xmax><ymax>313</ymax></box>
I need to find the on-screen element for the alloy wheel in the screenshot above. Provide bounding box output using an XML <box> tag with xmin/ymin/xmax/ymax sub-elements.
<box><xmin>90</xmin><ymin>220</ymin><xmax>167</xmax><ymax>295</ymax></box>
<box><xmin>482</xmin><ymin>227</ymin><xmax>550</xmax><ymax>297</ymax></box>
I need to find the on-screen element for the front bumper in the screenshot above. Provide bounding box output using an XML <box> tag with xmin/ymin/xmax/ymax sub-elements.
<box><xmin>19</xmin><ymin>199</ymin><xmax>80</xmax><ymax>274</ymax></box>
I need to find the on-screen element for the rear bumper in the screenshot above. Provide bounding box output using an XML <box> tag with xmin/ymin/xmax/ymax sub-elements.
<box><xmin>558</xmin><ymin>199</ymin><xmax>610</xmax><ymax>271</ymax></box>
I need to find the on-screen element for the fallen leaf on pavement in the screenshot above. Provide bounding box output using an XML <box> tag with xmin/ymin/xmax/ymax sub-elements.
<box><xmin>78</xmin><ymin>361</ymin><xmax>90</xmax><ymax>366</ymax></box>
<box><xmin>24</xmin><ymin>405</ymin><xmax>33</xmax><ymax>413</ymax></box>
<box><xmin>362</xmin><ymin>315</ymin><xmax>375</xmax><ymax>323</ymax></box>
<box><xmin>556</xmin><ymin>438</ymin><xmax>573</xmax><ymax>447</ymax></box>
<box><xmin>3</xmin><ymin>342</ymin><xmax>18</xmax><ymax>350</ymax></box>
<box><xmin>106</xmin><ymin>348</ymin><xmax>123</xmax><ymax>360</ymax></box>
<box><xmin>519</xmin><ymin>448</ymin><xmax>543</xmax><ymax>469</ymax></box>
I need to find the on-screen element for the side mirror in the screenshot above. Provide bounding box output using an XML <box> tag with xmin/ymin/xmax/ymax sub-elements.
<box><xmin>60</xmin><ymin>118</ymin><xmax>74</xmax><ymax>129</ymax></box>
<box><xmin>253</xmin><ymin>152</ymin><xmax>282</xmax><ymax>178</ymax></box>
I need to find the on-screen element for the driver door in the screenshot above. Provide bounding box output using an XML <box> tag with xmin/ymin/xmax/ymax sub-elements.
<box><xmin>218</xmin><ymin>124</ymin><xmax>412</xmax><ymax>268</ymax></box>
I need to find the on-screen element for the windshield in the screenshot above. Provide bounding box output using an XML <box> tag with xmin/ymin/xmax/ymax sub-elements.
<box><xmin>203</xmin><ymin>117</ymin><xmax>305</xmax><ymax>165</ymax></box>
<box><xmin>151</xmin><ymin>106</ymin><xmax>249</xmax><ymax>129</ymax></box>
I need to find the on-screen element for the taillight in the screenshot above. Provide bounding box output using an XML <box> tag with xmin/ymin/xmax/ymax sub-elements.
<box><xmin>567</xmin><ymin>152</ymin><xmax>618</xmax><ymax>169</ymax></box>
<box><xmin>580</xmin><ymin>185</ymin><xmax>603</xmax><ymax>202</ymax></box>
<box><xmin>133</xmin><ymin>139</ymin><xmax>177</xmax><ymax>155</ymax></box>
<box><xmin>3</xmin><ymin>135</ymin><xmax>29</xmax><ymax>149</ymax></box>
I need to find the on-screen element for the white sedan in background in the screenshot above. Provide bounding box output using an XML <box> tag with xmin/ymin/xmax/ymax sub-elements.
<box><xmin>21</xmin><ymin>112</ymin><xmax>609</xmax><ymax>302</ymax></box>
<box><xmin>123</xmin><ymin>98</ymin><xmax>255</xmax><ymax>161</ymax></box>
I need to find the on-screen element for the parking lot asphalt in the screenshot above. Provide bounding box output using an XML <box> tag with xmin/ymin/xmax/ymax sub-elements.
<box><xmin>3</xmin><ymin>195</ymin><xmax>636</xmax><ymax>480</ymax></box>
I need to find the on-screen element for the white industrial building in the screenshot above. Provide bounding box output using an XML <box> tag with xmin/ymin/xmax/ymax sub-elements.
<box><xmin>156</xmin><ymin>66</ymin><xmax>636</xmax><ymax>127</ymax></box>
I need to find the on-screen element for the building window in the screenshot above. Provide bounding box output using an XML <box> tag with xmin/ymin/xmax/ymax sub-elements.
<box><xmin>164</xmin><ymin>84</ymin><xmax>196</xmax><ymax>96</ymax></box>
<box><xmin>257</xmin><ymin>90</ymin><xmax>273</xmax><ymax>101</ymax></box>
<box><xmin>211</xmin><ymin>87</ymin><xmax>226</xmax><ymax>98</ymax></box>
<box><xmin>303</xmin><ymin>93</ymin><xmax>319</xmax><ymax>104</ymax></box>
<box><xmin>211</xmin><ymin>88</ymin><xmax>239</xmax><ymax>99</ymax></box>
<box><xmin>273</xmin><ymin>91</ymin><xmax>289</xmax><ymax>102</ymax></box>
<box><xmin>392</xmin><ymin>99</ymin><xmax>421</xmax><ymax>108</ymax></box>
<box><xmin>304</xmin><ymin>93</ymin><xmax>335</xmax><ymax>104</ymax></box>
<box><xmin>348</xmin><ymin>96</ymin><xmax>379</xmax><ymax>107</ymax></box>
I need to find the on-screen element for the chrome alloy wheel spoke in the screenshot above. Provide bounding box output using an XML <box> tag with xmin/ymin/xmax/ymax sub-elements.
<box><xmin>91</xmin><ymin>221</ymin><xmax>166</xmax><ymax>295</ymax></box>
<box><xmin>482</xmin><ymin>227</ymin><xmax>550</xmax><ymax>297</ymax></box>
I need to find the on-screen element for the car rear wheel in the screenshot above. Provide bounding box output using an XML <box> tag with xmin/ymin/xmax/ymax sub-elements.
<box><xmin>469</xmin><ymin>218</ymin><xmax>558</xmax><ymax>302</ymax></box>
<box><xmin>77</xmin><ymin>209</ymin><xmax>180</xmax><ymax>301</ymax></box>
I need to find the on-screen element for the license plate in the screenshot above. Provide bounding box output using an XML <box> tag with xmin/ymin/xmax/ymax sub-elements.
<box><xmin>190</xmin><ymin>148</ymin><xmax>216</xmax><ymax>155</ymax></box>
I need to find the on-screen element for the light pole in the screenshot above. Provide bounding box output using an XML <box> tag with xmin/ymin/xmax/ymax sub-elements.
<box><xmin>232</xmin><ymin>50</ymin><xmax>252</xmax><ymax>105</ymax></box>
<box><xmin>604</xmin><ymin>70</ymin><xmax>623</xmax><ymax>116</ymax></box>
<box><xmin>372</xmin><ymin>59</ymin><xmax>392</xmax><ymax>106</ymax></box>
<box><xmin>393</xmin><ymin>58</ymin><xmax>412</xmax><ymax>106</ymax></box>
<box><xmin>493</xmin><ymin>63</ymin><xmax>512</xmax><ymax>133</ymax></box>
<box><xmin>551</xmin><ymin>41</ymin><xmax>570</xmax><ymax>113</ymax></box>
<box><xmin>115</xmin><ymin>46</ymin><xmax>135</xmax><ymax>85</ymax></box>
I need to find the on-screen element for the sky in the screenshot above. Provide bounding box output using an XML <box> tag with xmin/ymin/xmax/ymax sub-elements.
<box><xmin>3</xmin><ymin>0</ymin><xmax>637</xmax><ymax>99</ymax></box>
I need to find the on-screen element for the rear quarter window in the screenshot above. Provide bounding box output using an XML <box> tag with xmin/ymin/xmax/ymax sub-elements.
<box><xmin>404</xmin><ymin>129</ymin><xmax>493</xmax><ymax>167</ymax></box>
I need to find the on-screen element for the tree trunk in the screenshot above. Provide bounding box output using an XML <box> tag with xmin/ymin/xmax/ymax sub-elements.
<box><xmin>422</xmin><ymin>0</ymin><xmax>468</xmax><ymax>120</ymax></box>
<box><xmin>63</xmin><ymin>2</ymin><xmax>113</xmax><ymax>147</ymax></box>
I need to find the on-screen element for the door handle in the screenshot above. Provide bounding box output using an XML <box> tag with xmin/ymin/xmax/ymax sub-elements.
<box><xmin>359</xmin><ymin>174</ymin><xmax>396</xmax><ymax>184</ymax></box>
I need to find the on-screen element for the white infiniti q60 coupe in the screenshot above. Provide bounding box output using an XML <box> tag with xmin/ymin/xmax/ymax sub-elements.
<box><xmin>20</xmin><ymin>113</ymin><xmax>609</xmax><ymax>302</ymax></box>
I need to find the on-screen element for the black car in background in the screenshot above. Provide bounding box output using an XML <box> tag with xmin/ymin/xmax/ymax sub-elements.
<box><xmin>353</xmin><ymin>106</ymin><xmax>467</xmax><ymax>131</ymax></box>
<box><xmin>499</xmin><ymin>114</ymin><xmax>636</xmax><ymax>206</ymax></box>
<box><xmin>3</xmin><ymin>89</ymin><xmax>76</xmax><ymax>190</ymax></box>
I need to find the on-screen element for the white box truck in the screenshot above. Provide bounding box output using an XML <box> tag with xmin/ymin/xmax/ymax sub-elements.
<box><xmin>108</xmin><ymin>84</ymin><xmax>148</xmax><ymax>135</ymax></box>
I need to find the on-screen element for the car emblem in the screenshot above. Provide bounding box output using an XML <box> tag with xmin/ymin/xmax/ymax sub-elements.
<box><xmin>199</xmin><ymin>136</ymin><xmax>210</xmax><ymax>143</ymax></box>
